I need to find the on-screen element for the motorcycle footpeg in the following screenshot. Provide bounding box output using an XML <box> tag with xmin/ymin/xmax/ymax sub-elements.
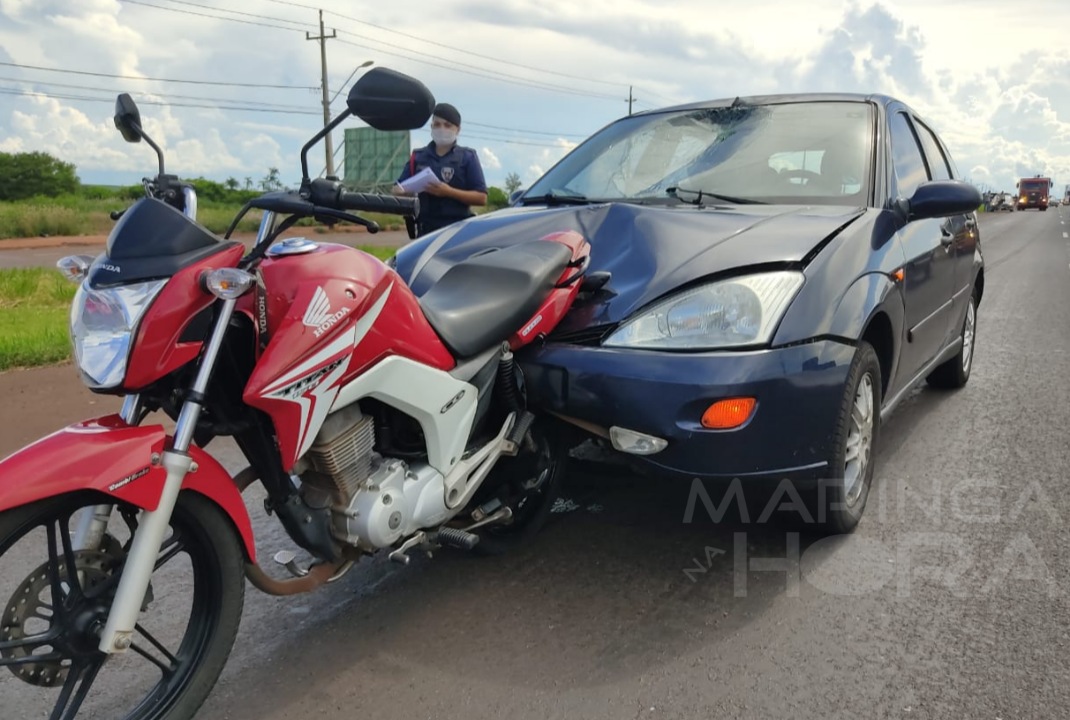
<box><xmin>272</xmin><ymin>549</ymin><xmax>309</xmax><ymax>578</ymax></box>
<box><xmin>433</xmin><ymin>527</ymin><xmax>480</xmax><ymax>551</ymax></box>
<box><xmin>505</xmin><ymin>410</ymin><xmax>536</xmax><ymax>448</ymax></box>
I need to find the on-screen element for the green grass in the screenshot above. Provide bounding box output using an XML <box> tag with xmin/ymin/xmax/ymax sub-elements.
<box><xmin>0</xmin><ymin>248</ymin><xmax>397</xmax><ymax>370</ymax></box>
<box><xmin>0</xmin><ymin>269</ymin><xmax>77</xmax><ymax>370</ymax></box>
<box><xmin>0</xmin><ymin>197</ymin><xmax>409</xmax><ymax>239</ymax></box>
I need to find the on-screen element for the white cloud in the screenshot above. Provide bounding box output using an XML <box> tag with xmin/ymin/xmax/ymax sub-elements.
<box><xmin>0</xmin><ymin>0</ymin><xmax>1067</xmax><ymax>195</ymax></box>
<box><xmin>479</xmin><ymin>146</ymin><xmax>501</xmax><ymax>171</ymax></box>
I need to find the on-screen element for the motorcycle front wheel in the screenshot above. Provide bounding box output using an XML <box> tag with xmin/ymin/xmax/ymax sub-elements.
<box><xmin>0</xmin><ymin>491</ymin><xmax>245</xmax><ymax>720</ymax></box>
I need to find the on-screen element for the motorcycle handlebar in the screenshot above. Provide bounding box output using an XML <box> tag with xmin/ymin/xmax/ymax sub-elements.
<box><xmin>337</xmin><ymin>190</ymin><xmax>417</xmax><ymax>217</ymax></box>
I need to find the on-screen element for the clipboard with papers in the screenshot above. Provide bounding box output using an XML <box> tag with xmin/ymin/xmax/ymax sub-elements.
<box><xmin>397</xmin><ymin>167</ymin><xmax>439</xmax><ymax>194</ymax></box>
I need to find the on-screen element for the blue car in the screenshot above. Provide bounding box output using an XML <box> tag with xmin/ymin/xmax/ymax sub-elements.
<box><xmin>392</xmin><ymin>93</ymin><xmax>983</xmax><ymax>533</ymax></box>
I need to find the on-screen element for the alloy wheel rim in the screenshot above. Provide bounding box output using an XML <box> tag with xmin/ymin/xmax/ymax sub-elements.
<box><xmin>962</xmin><ymin>300</ymin><xmax>976</xmax><ymax>372</ymax></box>
<box><xmin>843</xmin><ymin>372</ymin><xmax>875</xmax><ymax>506</ymax></box>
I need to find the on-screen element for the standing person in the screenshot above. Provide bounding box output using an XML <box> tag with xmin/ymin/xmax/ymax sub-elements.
<box><xmin>393</xmin><ymin>102</ymin><xmax>487</xmax><ymax>237</ymax></box>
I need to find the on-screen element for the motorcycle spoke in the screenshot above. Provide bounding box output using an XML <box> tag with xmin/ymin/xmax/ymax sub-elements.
<box><xmin>0</xmin><ymin>625</ymin><xmax>61</xmax><ymax>656</ymax></box>
<box><xmin>83</xmin><ymin>530</ymin><xmax>180</xmax><ymax>603</ymax></box>
<box><xmin>44</xmin><ymin>521</ymin><xmax>75</xmax><ymax>615</ymax></box>
<box><xmin>49</xmin><ymin>656</ymin><xmax>103</xmax><ymax>720</ymax></box>
<box><xmin>0</xmin><ymin>650</ymin><xmax>66</xmax><ymax>667</ymax></box>
<box><xmin>154</xmin><ymin>532</ymin><xmax>185</xmax><ymax>571</ymax></box>
<box><xmin>131</xmin><ymin>624</ymin><xmax>178</xmax><ymax>677</ymax></box>
<box><xmin>119</xmin><ymin>508</ymin><xmax>139</xmax><ymax>553</ymax></box>
<box><xmin>57</xmin><ymin>515</ymin><xmax>85</xmax><ymax>601</ymax></box>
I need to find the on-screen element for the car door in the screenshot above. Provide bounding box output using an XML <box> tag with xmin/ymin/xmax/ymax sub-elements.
<box><xmin>914</xmin><ymin>118</ymin><xmax>976</xmax><ymax>326</ymax></box>
<box><xmin>887</xmin><ymin>110</ymin><xmax>957</xmax><ymax>388</ymax></box>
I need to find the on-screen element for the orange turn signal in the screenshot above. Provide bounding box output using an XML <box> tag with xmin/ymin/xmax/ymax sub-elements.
<box><xmin>701</xmin><ymin>397</ymin><xmax>757</xmax><ymax>430</ymax></box>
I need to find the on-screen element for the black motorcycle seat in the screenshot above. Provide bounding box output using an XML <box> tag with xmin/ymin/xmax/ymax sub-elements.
<box><xmin>419</xmin><ymin>240</ymin><xmax>573</xmax><ymax>358</ymax></box>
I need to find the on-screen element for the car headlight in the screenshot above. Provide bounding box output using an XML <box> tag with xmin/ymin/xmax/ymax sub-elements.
<box><xmin>603</xmin><ymin>271</ymin><xmax>804</xmax><ymax>350</ymax></box>
<box><xmin>70</xmin><ymin>279</ymin><xmax>167</xmax><ymax>388</ymax></box>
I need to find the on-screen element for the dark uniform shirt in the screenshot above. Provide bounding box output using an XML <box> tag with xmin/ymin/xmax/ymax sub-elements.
<box><xmin>397</xmin><ymin>142</ymin><xmax>487</xmax><ymax>235</ymax></box>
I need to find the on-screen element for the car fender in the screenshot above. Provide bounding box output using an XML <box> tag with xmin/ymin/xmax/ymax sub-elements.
<box><xmin>827</xmin><ymin>271</ymin><xmax>905</xmax><ymax>342</ymax></box>
<box><xmin>0</xmin><ymin>414</ymin><xmax>256</xmax><ymax>561</ymax></box>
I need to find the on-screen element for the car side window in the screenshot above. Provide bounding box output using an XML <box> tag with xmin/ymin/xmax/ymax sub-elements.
<box><xmin>914</xmin><ymin>120</ymin><xmax>952</xmax><ymax>181</ymax></box>
<box><xmin>889</xmin><ymin>112</ymin><xmax>928</xmax><ymax>197</ymax></box>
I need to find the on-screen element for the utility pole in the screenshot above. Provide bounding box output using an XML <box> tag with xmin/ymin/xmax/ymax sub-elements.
<box><xmin>627</xmin><ymin>86</ymin><xmax>635</xmax><ymax>116</ymax></box>
<box><xmin>307</xmin><ymin>10</ymin><xmax>337</xmax><ymax>178</ymax></box>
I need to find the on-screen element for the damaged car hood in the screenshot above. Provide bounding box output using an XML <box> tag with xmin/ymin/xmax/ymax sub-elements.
<box><xmin>393</xmin><ymin>201</ymin><xmax>865</xmax><ymax>332</ymax></box>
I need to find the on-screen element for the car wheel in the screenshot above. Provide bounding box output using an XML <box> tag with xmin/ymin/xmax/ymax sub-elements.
<box><xmin>812</xmin><ymin>341</ymin><xmax>881</xmax><ymax>534</ymax></box>
<box><xmin>925</xmin><ymin>291</ymin><xmax>977</xmax><ymax>390</ymax></box>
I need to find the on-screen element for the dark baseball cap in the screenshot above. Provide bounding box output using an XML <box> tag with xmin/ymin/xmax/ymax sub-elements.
<box><xmin>432</xmin><ymin>103</ymin><xmax>461</xmax><ymax>126</ymax></box>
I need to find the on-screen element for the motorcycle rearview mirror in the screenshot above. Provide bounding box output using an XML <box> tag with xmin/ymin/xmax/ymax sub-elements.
<box><xmin>114</xmin><ymin>93</ymin><xmax>166</xmax><ymax>178</ymax></box>
<box><xmin>346</xmin><ymin>67</ymin><xmax>435</xmax><ymax>131</ymax></box>
<box><xmin>113</xmin><ymin>94</ymin><xmax>143</xmax><ymax>143</ymax></box>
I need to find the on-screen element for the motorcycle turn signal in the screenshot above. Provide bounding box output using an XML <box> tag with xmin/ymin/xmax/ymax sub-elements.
<box><xmin>202</xmin><ymin>267</ymin><xmax>256</xmax><ymax>299</ymax></box>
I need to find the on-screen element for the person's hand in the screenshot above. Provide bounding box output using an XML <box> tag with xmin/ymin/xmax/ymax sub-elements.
<box><xmin>424</xmin><ymin>180</ymin><xmax>454</xmax><ymax>198</ymax></box>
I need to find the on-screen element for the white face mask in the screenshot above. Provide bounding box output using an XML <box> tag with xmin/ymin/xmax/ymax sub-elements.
<box><xmin>432</xmin><ymin>128</ymin><xmax>458</xmax><ymax>146</ymax></box>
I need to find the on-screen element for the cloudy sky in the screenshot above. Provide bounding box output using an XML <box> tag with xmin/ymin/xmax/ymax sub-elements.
<box><xmin>0</xmin><ymin>0</ymin><xmax>1067</xmax><ymax>195</ymax></box>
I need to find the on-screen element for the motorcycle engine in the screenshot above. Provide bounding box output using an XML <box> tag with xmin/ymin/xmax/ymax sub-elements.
<box><xmin>295</xmin><ymin>404</ymin><xmax>449</xmax><ymax>551</ymax></box>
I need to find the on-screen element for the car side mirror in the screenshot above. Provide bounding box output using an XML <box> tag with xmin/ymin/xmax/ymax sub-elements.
<box><xmin>113</xmin><ymin>93</ymin><xmax>143</xmax><ymax>143</ymax></box>
<box><xmin>508</xmin><ymin>189</ymin><xmax>524</xmax><ymax>206</ymax></box>
<box><xmin>902</xmin><ymin>180</ymin><xmax>982</xmax><ymax>221</ymax></box>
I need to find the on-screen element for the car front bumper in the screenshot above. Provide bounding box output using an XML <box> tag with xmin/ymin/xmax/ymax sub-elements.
<box><xmin>520</xmin><ymin>339</ymin><xmax>858</xmax><ymax>481</ymax></box>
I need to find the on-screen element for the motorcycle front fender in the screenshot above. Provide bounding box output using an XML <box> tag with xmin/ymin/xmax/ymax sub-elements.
<box><xmin>0</xmin><ymin>414</ymin><xmax>256</xmax><ymax>561</ymax></box>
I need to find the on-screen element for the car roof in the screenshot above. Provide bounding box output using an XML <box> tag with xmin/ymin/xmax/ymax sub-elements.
<box><xmin>630</xmin><ymin>92</ymin><xmax>903</xmax><ymax>117</ymax></box>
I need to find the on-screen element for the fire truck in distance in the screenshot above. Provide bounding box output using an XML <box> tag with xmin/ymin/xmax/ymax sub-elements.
<box><xmin>1016</xmin><ymin>175</ymin><xmax>1052</xmax><ymax>210</ymax></box>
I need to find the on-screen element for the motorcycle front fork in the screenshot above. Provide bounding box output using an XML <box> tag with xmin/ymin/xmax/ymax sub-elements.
<box><xmin>70</xmin><ymin>395</ymin><xmax>144</xmax><ymax>551</ymax></box>
<box><xmin>83</xmin><ymin>297</ymin><xmax>239</xmax><ymax>654</ymax></box>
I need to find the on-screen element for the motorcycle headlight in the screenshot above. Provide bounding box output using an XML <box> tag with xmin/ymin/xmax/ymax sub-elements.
<box><xmin>603</xmin><ymin>271</ymin><xmax>804</xmax><ymax>350</ymax></box>
<box><xmin>70</xmin><ymin>279</ymin><xmax>167</xmax><ymax>388</ymax></box>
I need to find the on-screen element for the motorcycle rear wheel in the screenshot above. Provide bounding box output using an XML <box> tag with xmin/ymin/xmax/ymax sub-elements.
<box><xmin>468</xmin><ymin>420</ymin><xmax>567</xmax><ymax>556</ymax></box>
<box><xmin>0</xmin><ymin>491</ymin><xmax>244</xmax><ymax>720</ymax></box>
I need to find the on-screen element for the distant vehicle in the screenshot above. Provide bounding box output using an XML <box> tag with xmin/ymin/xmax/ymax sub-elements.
<box><xmin>1017</xmin><ymin>175</ymin><xmax>1052</xmax><ymax>210</ymax></box>
<box><xmin>996</xmin><ymin>192</ymin><xmax>1015</xmax><ymax>211</ymax></box>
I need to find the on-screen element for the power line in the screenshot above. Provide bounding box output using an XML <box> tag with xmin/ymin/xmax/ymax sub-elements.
<box><xmin>249</xmin><ymin>0</ymin><xmax>675</xmax><ymax>104</ymax></box>
<box><xmin>464</xmin><ymin>120</ymin><xmax>587</xmax><ymax>138</ymax></box>
<box><xmin>0</xmin><ymin>87</ymin><xmax>321</xmax><ymax>115</ymax></box>
<box><xmin>122</xmin><ymin>0</ymin><xmax>624</xmax><ymax>102</ymax></box>
<box><xmin>250</xmin><ymin>0</ymin><xmax>627</xmax><ymax>90</ymax></box>
<box><xmin>0</xmin><ymin>76</ymin><xmax>315</xmax><ymax>111</ymax></box>
<box><xmin>154</xmin><ymin>0</ymin><xmax>315</xmax><ymax>29</ymax></box>
<box><xmin>0</xmin><ymin>86</ymin><xmax>575</xmax><ymax>146</ymax></box>
<box><xmin>334</xmin><ymin>37</ymin><xmax>619</xmax><ymax>101</ymax></box>
<box><xmin>119</xmin><ymin>0</ymin><xmax>300</xmax><ymax>33</ymax></box>
<box><xmin>334</xmin><ymin>29</ymin><xmax>621</xmax><ymax>100</ymax></box>
<box><xmin>0</xmin><ymin>60</ymin><xmax>317</xmax><ymax>90</ymax></box>
<box><xmin>461</xmin><ymin>132</ymin><xmax>573</xmax><ymax>148</ymax></box>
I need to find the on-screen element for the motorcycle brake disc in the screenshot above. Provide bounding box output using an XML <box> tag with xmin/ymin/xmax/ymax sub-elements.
<box><xmin>1</xmin><ymin>547</ymin><xmax>116</xmax><ymax>687</ymax></box>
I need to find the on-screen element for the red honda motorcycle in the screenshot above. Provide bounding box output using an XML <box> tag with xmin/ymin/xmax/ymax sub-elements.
<box><xmin>0</xmin><ymin>67</ymin><xmax>589</xmax><ymax>719</ymax></box>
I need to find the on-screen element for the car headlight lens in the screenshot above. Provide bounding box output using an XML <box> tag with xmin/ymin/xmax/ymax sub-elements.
<box><xmin>70</xmin><ymin>279</ymin><xmax>167</xmax><ymax>388</ymax></box>
<box><xmin>603</xmin><ymin>271</ymin><xmax>804</xmax><ymax>350</ymax></box>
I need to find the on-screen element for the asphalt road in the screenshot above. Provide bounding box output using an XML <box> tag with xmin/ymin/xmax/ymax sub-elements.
<box><xmin>0</xmin><ymin>229</ymin><xmax>411</xmax><ymax>269</ymax></box>
<box><xmin>2</xmin><ymin>207</ymin><xmax>1070</xmax><ymax>718</ymax></box>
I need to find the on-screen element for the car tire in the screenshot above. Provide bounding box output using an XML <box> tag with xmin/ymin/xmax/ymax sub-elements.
<box><xmin>926</xmin><ymin>291</ymin><xmax>977</xmax><ymax>390</ymax></box>
<box><xmin>811</xmin><ymin>341</ymin><xmax>882</xmax><ymax>535</ymax></box>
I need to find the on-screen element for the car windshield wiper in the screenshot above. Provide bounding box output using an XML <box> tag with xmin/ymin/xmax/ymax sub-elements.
<box><xmin>518</xmin><ymin>189</ymin><xmax>593</xmax><ymax>206</ymax></box>
<box><xmin>666</xmin><ymin>187</ymin><xmax>767</xmax><ymax>205</ymax></box>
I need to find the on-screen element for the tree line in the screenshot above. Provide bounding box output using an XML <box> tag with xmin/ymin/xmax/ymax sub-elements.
<box><xmin>0</xmin><ymin>152</ymin><xmax>523</xmax><ymax>209</ymax></box>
